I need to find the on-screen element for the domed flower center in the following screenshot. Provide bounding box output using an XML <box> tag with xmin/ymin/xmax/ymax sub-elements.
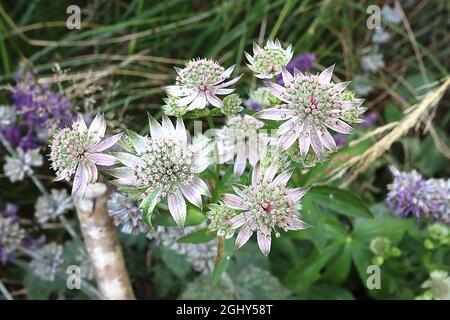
<box><xmin>261</xmin><ymin>201</ymin><xmax>276</xmax><ymax>214</ymax></box>
<box><xmin>134</xmin><ymin>137</ymin><xmax>195</xmax><ymax>195</ymax></box>
<box><xmin>178</xmin><ymin>59</ymin><xmax>225</xmax><ymax>90</ymax></box>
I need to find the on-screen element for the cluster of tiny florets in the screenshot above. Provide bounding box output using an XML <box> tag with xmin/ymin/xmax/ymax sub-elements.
<box><xmin>221</xmin><ymin>94</ymin><xmax>243</xmax><ymax>115</ymax></box>
<box><xmin>34</xmin><ymin>189</ymin><xmax>73</xmax><ymax>225</ymax></box>
<box><xmin>29</xmin><ymin>242</ymin><xmax>64</xmax><ymax>282</ymax></box>
<box><xmin>246</xmin><ymin>39</ymin><xmax>293</xmax><ymax>79</ymax></box>
<box><xmin>386</xmin><ymin>167</ymin><xmax>450</xmax><ymax>224</ymax></box>
<box><xmin>207</xmin><ymin>203</ymin><xmax>238</xmax><ymax>239</ymax></box>
<box><xmin>177</xmin><ymin>58</ymin><xmax>225</xmax><ymax>90</ymax></box>
<box><xmin>0</xmin><ymin>216</ymin><xmax>26</xmax><ymax>265</ymax></box>
<box><xmin>133</xmin><ymin>137</ymin><xmax>195</xmax><ymax>197</ymax></box>
<box><xmin>107</xmin><ymin>192</ymin><xmax>149</xmax><ymax>235</ymax></box>
<box><xmin>50</xmin><ymin>123</ymin><xmax>95</xmax><ymax>180</ymax></box>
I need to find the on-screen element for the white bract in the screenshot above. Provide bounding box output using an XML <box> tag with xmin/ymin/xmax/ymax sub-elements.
<box><xmin>109</xmin><ymin>115</ymin><xmax>213</xmax><ymax>227</ymax></box>
<box><xmin>255</xmin><ymin>65</ymin><xmax>364</xmax><ymax>160</ymax></box>
<box><xmin>246</xmin><ymin>39</ymin><xmax>293</xmax><ymax>79</ymax></box>
<box><xmin>49</xmin><ymin>114</ymin><xmax>122</xmax><ymax>198</ymax></box>
<box><xmin>165</xmin><ymin>58</ymin><xmax>241</xmax><ymax>110</ymax></box>
<box><xmin>223</xmin><ymin>162</ymin><xmax>309</xmax><ymax>255</ymax></box>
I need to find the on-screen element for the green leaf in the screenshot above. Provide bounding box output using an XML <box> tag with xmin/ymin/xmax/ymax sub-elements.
<box><xmin>308</xmin><ymin>186</ymin><xmax>373</xmax><ymax>218</ymax></box>
<box><xmin>352</xmin><ymin>217</ymin><xmax>411</xmax><ymax>244</ymax></box>
<box><xmin>300</xmin><ymin>194</ymin><xmax>327</xmax><ymax>250</ymax></box>
<box><xmin>322</xmin><ymin>243</ymin><xmax>352</xmax><ymax>284</ymax></box>
<box><xmin>158</xmin><ymin>247</ymin><xmax>192</xmax><ymax>279</ymax></box>
<box><xmin>283</xmin><ymin>241</ymin><xmax>342</xmax><ymax>291</ymax></box>
<box><xmin>152</xmin><ymin>207</ymin><xmax>206</xmax><ymax>227</ymax></box>
<box><xmin>177</xmin><ymin>228</ymin><xmax>216</xmax><ymax>244</ymax></box>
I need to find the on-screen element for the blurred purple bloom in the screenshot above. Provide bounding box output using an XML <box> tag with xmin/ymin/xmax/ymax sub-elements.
<box><xmin>244</xmin><ymin>100</ymin><xmax>262</xmax><ymax>111</ymax></box>
<box><xmin>361</xmin><ymin>112</ymin><xmax>378</xmax><ymax>129</ymax></box>
<box><xmin>12</xmin><ymin>81</ymin><xmax>75</xmax><ymax>129</ymax></box>
<box><xmin>276</xmin><ymin>53</ymin><xmax>316</xmax><ymax>85</ymax></box>
<box><xmin>386</xmin><ymin>166</ymin><xmax>450</xmax><ymax>224</ymax></box>
<box><xmin>22</xmin><ymin>235</ymin><xmax>46</xmax><ymax>251</ymax></box>
<box><xmin>0</xmin><ymin>124</ymin><xmax>40</xmax><ymax>151</ymax></box>
<box><xmin>0</xmin><ymin>203</ymin><xmax>19</xmax><ymax>222</ymax></box>
<box><xmin>334</xmin><ymin>134</ymin><xmax>348</xmax><ymax>147</ymax></box>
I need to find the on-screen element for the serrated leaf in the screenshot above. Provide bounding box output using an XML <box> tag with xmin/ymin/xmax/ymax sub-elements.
<box><xmin>300</xmin><ymin>195</ymin><xmax>327</xmax><ymax>251</ymax></box>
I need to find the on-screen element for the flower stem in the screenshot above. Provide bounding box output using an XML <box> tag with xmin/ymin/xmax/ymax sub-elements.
<box><xmin>0</xmin><ymin>280</ymin><xmax>13</xmax><ymax>300</ymax></box>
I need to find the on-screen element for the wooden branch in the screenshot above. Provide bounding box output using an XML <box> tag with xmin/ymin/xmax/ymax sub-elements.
<box><xmin>74</xmin><ymin>183</ymin><xmax>135</xmax><ymax>300</ymax></box>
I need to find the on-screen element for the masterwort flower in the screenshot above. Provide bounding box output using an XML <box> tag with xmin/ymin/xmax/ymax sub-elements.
<box><xmin>207</xmin><ymin>203</ymin><xmax>238</xmax><ymax>239</ymax></box>
<box><xmin>107</xmin><ymin>192</ymin><xmax>149</xmax><ymax>235</ymax></box>
<box><xmin>223</xmin><ymin>162</ymin><xmax>309</xmax><ymax>255</ymax></box>
<box><xmin>255</xmin><ymin>65</ymin><xmax>364</xmax><ymax>160</ymax></box>
<box><xmin>221</xmin><ymin>94</ymin><xmax>243</xmax><ymax>116</ymax></box>
<box><xmin>418</xmin><ymin>271</ymin><xmax>450</xmax><ymax>300</ymax></box>
<box><xmin>34</xmin><ymin>189</ymin><xmax>73</xmax><ymax>225</ymax></box>
<box><xmin>162</xmin><ymin>95</ymin><xmax>188</xmax><ymax>117</ymax></box>
<box><xmin>0</xmin><ymin>216</ymin><xmax>26</xmax><ymax>265</ymax></box>
<box><xmin>3</xmin><ymin>147</ymin><xmax>43</xmax><ymax>182</ymax></box>
<box><xmin>109</xmin><ymin>115</ymin><xmax>213</xmax><ymax>227</ymax></box>
<box><xmin>29</xmin><ymin>242</ymin><xmax>64</xmax><ymax>282</ymax></box>
<box><xmin>246</xmin><ymin>39</ymin><xmax>293</xmax><ymax>79</ymax></box>
<box><xmin>216</xmin><ymin>114</ymin><xmax>272</xmax><ymax>176</ymax></box>
<box><xmin>49</xmin><ymin>114</ymin><xmax>122</xmax><ymax>198</ymax></box>
<box><xmin>165</xmin><ymin>58</ymin><xmax>241</xmax><ymax>110</ymax></box>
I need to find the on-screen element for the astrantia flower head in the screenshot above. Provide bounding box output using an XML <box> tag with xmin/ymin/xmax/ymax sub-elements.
<box><xmin>419</xmin><ymin>271</ymin><xmax>450</xmax><ymax>300</ymax></box>
<box><xmin>256</xmin><ymin>65</ymin><xmax>364</xmax><ymax>160</ymax></box>
<box><xmin>3</xmin><ymin>147</ymin><xmax>43</xmax><ymax>182</ymax></box>
<box><xmin>107</xmin><ymin>192</ymin><xmax>149</xmax><ymax>235</ymax></box>
<box><xmin>49</xmin><ymin>114</ymin><xmax>122</xmax><ymax>198</ymax></box>
<box><xmin>216</xmin><ymin>114</ymin><xmax>272</xmax><ymax>176</ymax></box>
<box><xmin>110</xmin><ymin>115</ymin><xmax>213</xmax><ymax>227</ymax></box>
<box><xmin>287</xmin><ymin>143</ymin><xmax>331</xmax><ymax>168</ymax></box>
<box><xmin>223</xmin><ymin>162</ymin><xmax>309</xmax><ymax>255</ymax></box>
<box><xmin>207</xmin><ymin>203</ymin><xmax>238</xmax><ymax>239</ymax></box>
<box><xmin>221</xmin><ymin>94</ymin><xmax>243</xmax><ymax>116</ymax></box>
<box><xmin>29</xmin><ymin>242</ymin><xmax>64</xmax><ymax>282</ymax></box>
<box><xmin>165</xmin><ymin>58</ymin><xmax>241</xmax><ymax>110</ymax></box>
<box><xmin>369</xmin><ymin>237</ymin><xmax>391</xmax><ymax>256</ymax></box>
<box><xmin>361</xmin><ymin>52</ymin><xmax>385</xmax><ymax>73</ymax></box>
<box><xmin>162</xmin><ymin>95</ymin><xmax>188</xmax><ymax>117</ymax></box>
<box><xmin>0</xmin><ymin>216</ymin><xmax>26</xmax><ymax>265</ymax></box>
<box><xmin>246</xmin><ymin>39</ymin><xmax>293</xmax><ymax>79</ymax></box>
<box><xmin>34</xmin><ymin>189</ymin><xmax>73</xmax><ymax>225</ymax></box>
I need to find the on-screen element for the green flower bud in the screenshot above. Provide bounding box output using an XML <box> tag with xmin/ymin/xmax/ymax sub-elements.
<box><xmin>162</xmin><ymin>95</ymin><xmax>188</xmax><ymax>117</ymax></box>
<box><xmin>369</xmin><ymin>237</ymin><xmax>391</xmax><ymax>256</ymax></box>
<box><xmin>427</xmin><ymin>223</ymin><xmax>449</xmax><ymax>242</ymax></box>
<box><xmin>221</xmin><ymin>94</ymin><xmax>243</xmax><ymax>116</ymax></box>
<box><xmin>424</xmin><ymin>239</ymin><xmax>435</xmax><ymax>250</ymax></box>
<box><xmin>389</xmin><ymin>247</ymin><xmax>401</xmax><ymax>257</ymax></box>
<box><xmin>372</xmin><ymin>256</ymin><xmax>384</xmax><ymax>266</ymax></box>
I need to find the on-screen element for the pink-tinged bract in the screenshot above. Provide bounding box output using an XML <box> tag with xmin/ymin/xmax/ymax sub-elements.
<box><xmin>223</xmin><ymin>162</ymin><xmax>309</xmax><ymax>255</ymax></box>
<box><xmin>49</xmin><ymin>114</ymin><xmax>122</xmax><ymax>198</ymax></box>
